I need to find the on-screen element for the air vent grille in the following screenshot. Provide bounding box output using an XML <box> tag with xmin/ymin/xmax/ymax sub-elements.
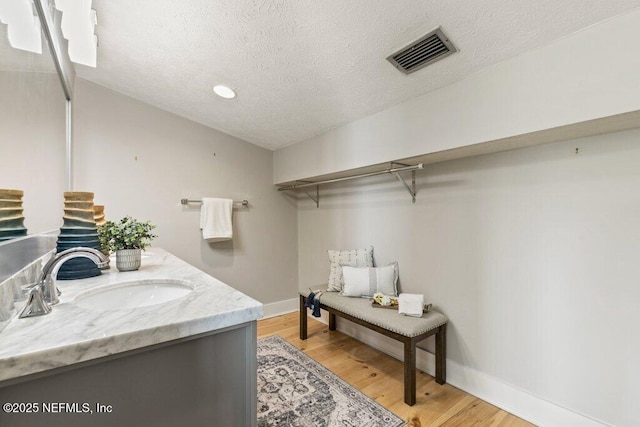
<box><xmin>387</xmin><ymin>27</ymin><xmax>457</xmax><ymax>74</ymax></box>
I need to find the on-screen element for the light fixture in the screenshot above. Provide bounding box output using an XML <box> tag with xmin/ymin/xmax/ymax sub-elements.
<box><xmin>55</xmin><ymin>0</ymin><xmax>98</xmax><ymax>67</ymax></box>
<box><xmin>0</xmin><ymin>0</ymin><xmax>43</xmax><ymax>54</ymax></box>
<box><xmin>213</xmin><ymin>85</ymin><xmax>236</xmax><ymax>99</ymax></box>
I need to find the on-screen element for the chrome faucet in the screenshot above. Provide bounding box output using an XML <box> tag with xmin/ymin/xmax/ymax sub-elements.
<box><xmin>19</xmin><ymin>247</ymin><xmax>110</xmax><ymax>318</ymax></box>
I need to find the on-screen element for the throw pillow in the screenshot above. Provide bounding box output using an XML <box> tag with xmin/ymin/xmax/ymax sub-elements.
<box><xmin>327</xmin><ymin>246</ymin><xmax>374</xmax><ymax>292</ymax></box>
<box><xmin>341</xmin><ymin>262</ymin><xmax>399</xmax><ymax>297</ymax></box>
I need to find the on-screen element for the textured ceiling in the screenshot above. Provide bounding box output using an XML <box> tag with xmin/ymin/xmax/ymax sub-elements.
<box><xmin>76</xmin><ymin>0</ymin><xmax>640</xmax><ymax>150</ymax></box>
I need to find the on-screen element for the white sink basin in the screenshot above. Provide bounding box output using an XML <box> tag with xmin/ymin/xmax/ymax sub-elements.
<box><xmin>74</xmin><ymin>279</ymin><xmax>194</xmax><ymax>311</ymax></box>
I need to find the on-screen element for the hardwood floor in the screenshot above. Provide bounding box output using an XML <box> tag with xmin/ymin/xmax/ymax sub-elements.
<box><xmin>257</xmin><ymin>312</ymin><xmax>534</xmax><ymax>427</ymax></box>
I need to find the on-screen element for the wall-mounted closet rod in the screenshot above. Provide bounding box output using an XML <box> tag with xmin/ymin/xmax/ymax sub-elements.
<box><xmin>181</xmin><ymin>199</ymin><xmax>249</xmax><ymax>207</ymax></box>
<box><xmin>277</xmin><ymin>163</ymin><xmax>423</xmax><ymax>206</ymax></box>
<box><xmin>277</xmin><ymin>163</ymin><xmax>423</xmax><ymax>191</ymax></box>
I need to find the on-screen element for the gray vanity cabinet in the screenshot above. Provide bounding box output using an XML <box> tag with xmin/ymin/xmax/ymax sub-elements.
<box><xmin>0</xmin><ymin>322</ymin><xmax>257</xmax><ymax>427</ymax></box>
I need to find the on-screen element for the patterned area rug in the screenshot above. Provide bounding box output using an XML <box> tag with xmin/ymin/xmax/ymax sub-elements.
<box><xmin>257</xmin><ymin>335</ymin><xmax>404</xmax><ymax>427</ymax></box>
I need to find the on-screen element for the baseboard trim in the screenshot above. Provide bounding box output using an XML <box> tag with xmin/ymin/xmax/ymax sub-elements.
<box><xmin>443</xmin><ymin>359</ymin><xmax>610</xmax><ymax>427</ymax></box>
<box><xmin>305</xmin><ymin>310</ymin><xmax>609</xmax><ymax>427</ymax></box>
<box><xmin>261</xmin><ymin>298</ymin><xmax>298</xmax><ymax>319</ymax></box>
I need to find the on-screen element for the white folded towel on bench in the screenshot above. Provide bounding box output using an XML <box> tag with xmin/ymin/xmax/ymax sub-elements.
<box><xmin>398</xmin><ymin>293</ymin><xmax>424</xmax><ymax>317</ymax></box>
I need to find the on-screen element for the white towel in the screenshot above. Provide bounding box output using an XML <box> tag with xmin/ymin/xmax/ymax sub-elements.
<box><xmin>199</xmin><ymin>198</ymin><xmax>233</xmax><ymax>241</ymax></box>
<box><xmin>398</xmin><ymin>293</ymin><xmax>424</xmax><ymax>317</ymax></box>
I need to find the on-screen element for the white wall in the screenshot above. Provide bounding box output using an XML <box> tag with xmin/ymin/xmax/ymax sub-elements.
<box><xmin>0</xmin><ymin>70</ymin><xmax>66</xmax><ymax>234</ymax></box>
<box><xmin>72</xmin><ymin>79</ymin><xmax>298</xmax><ymax>305</ymax></box>
<box><xmin>297</xmin><ymin>128</ymin><xmax>640</xmax><ymax>426</ymax></box>
<box><xmin>279</xmin><ymin>9</ymin><xmax>640</xmax><ymax>422</ymax></box>
<box><xmin>274</xmin><ymin>8</ymin><xmax>640</xmax><ymax>184</ymax></box>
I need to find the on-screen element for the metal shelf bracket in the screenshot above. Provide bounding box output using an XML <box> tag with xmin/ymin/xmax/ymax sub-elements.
<box><xmin>391</xmin><ymin>162</ymin><xmax>417</xmax><ymax>203</ymax></box>
<box><xmin>304</xmin><ymin>186</ymin><xmax>319</xmax><ymax>208</ymax></box>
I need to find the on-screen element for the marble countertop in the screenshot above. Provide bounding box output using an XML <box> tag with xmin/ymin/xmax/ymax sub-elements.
<box><xmin>0</xmin><ymin>248</ymin><xmax>263</xmax><ymax>383</ymax></box>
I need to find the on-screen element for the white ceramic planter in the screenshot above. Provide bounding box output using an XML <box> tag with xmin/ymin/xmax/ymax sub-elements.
<box><xmin>116</xmin><ymin>249</ymin><xmax>142</xmax><ymax>271</ymax></box>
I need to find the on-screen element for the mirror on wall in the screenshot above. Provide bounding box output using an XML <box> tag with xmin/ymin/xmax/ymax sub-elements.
<box><xmin>0</xmin><ymin>15</ymin><xmax>67</xmax><ymax>239</ymax></box>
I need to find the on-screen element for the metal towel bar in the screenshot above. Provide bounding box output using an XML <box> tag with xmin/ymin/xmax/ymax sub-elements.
<box><xmin>181</xmin><ymin>199</ymin><xmax>248</xmax><ymax>207</ymax></box>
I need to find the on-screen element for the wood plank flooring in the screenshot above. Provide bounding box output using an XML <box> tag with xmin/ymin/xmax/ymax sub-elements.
<box><xmin>257</xmin><ymin>312</ymin><xmax>534</xmax><ymax>427</ymax></box>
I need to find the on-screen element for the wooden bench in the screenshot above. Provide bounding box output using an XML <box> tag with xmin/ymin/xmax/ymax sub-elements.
<box><xmin>299</xmin><ymin>291</ymin><xmax>448</xmax><ymax>406</ymax></box>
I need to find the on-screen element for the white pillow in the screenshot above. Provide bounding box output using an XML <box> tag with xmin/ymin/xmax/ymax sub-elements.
<box><xmin>327</xmin><ymin>246</ymin><xmax>374</xmax><ymax>292</ymax></box>
<box><xmin>341</xmin><ymin>262</ymin><xmax>398</xmax><ymax>297</ymax></box>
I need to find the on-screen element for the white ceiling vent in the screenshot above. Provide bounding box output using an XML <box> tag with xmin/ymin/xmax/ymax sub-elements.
<box><xmin>387</xmin><ymin>27</ymin><xmax>457</xmax><ymax>74</ymax></box>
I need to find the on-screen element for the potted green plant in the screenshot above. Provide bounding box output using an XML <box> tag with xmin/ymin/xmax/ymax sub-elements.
<box><xmin>98</xmin><ymin>216</ymin><xmax>157</xmax><ymax>271</ymax></box>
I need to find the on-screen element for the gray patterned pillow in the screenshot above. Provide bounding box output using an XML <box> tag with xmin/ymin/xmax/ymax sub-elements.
<box><xmin>327</xmin><ymin>246</ymin><xmax>374</xmax><ymax>292</ymax></box>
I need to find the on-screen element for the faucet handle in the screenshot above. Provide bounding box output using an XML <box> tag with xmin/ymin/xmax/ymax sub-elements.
<box><xmin>19</xmin><ymin>286</ymin><xmax>52</xmax><ymax>318</ymax></box>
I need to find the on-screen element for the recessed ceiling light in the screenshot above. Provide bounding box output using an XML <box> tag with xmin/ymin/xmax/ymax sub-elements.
<box><xmin>213</xmin><ymin>85</ymin><xmax>236</xmax><ymax>99</ymax></box>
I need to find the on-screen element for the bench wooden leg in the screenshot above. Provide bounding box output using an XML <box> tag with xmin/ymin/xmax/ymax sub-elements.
<box><xmin>404</xmin><ymin>338</ymin><xmax>417</xmax><ymax>406</ymax></box>
<box><xmin>328</xmin><ymin>312</ymin><xmax>336</xmax><ymax>331</ymax></box>
<box><xmin>299</xmin><ymin>295</ymin><xmax>307</xmax><ymax>340</ymax></box>
<box><xmin>435</xmin><ymin>324</ymin><xmax>446</xmax><ymax>385</ymax></box>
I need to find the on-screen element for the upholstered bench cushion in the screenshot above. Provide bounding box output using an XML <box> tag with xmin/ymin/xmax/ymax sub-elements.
<box><xmin>300</xmin><ymin>289</ymin><xmax>448</xmax><ymax>338</ymax></box>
